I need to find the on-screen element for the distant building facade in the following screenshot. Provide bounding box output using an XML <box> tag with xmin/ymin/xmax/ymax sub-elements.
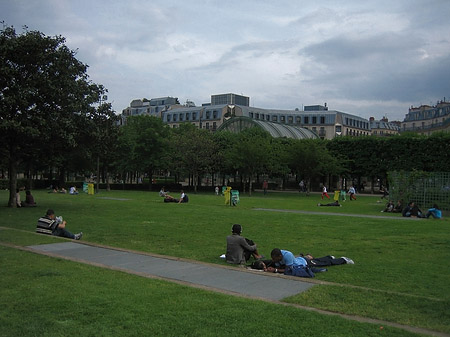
<box><xmin>211</xmin><ymin>93</ymin><xmax>250</xmax><ymax>106</ymax></box>
<box><xmin>120</xmin><ymin>97</ymin><xmax>180</xmax><ymax>125</ymax></box>
<box><xmin>119</xmin><ymin>94</ymin><xmax>372</xmax><ymax>139</ymax></box>
<box><xmin>401</xmin><ymin>100</ymin><xmax>450</xmax><ymax>135</ymax></box>
<box><xmin>369</xmin><ymin>117</ymin><xmax>400</xmax><ymax>136</ymax></box>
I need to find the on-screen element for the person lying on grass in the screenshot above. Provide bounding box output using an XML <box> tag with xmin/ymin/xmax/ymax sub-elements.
<box><xmin>36</xmin><ymin>209</ymin><xmax>83</xmax><ymax>240</ymax></box>
<box><xmin>226</xmin><ymin>224</ymin><xmax>263</xmax><ymax>264</ymax></box>
<box><xmin>317</xmin><ymin>201</ymin><xmax>341</xmax><ymax>207</ymax></box>
<box><xmin>250</xmin><ymin>249</ymin><xmax>354</xmax><ymax>278</ymax></box>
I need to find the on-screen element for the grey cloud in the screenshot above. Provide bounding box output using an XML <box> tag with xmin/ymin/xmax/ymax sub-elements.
<box><xmin>299</xmin><ymin>32</ymin><xmax>450</xmax><ymax>102</ymax></box>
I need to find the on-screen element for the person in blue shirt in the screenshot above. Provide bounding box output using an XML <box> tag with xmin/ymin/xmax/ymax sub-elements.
<box><xmin>265</xmin><ymin>249</ymin><xmax>311</xmax><ymax>276</ymax></box>
<box><xmin>260</xmin><ymin>248</ymin><xmax>354</xmax><ymax>278</ymax></box>
<box><xmin>425</xmin><ymin>204</ymin><xmax>442</xmax><ymax>219</ymax></box>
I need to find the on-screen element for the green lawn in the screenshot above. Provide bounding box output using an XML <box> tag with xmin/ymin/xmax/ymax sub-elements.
<box><xmin>1</xmin><ymin>189</ymin><xmax>449</xmax><ymax>336</ymax></box>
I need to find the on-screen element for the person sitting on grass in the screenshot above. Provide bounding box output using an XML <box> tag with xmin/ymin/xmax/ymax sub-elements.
<box><xmin>36</xmin><ymin>209</ymin><xmax>83</xmax><ymax>240</ymax></box>
<box><xmin>69</xmin><ymin>186</ymin><xmax>79</xmax><ymax>195</ymax></box>
<box><xmin>16</xmin><ymin>189</ymin><xmax>22</xmax><ymax>207</ymax></box>
<box><xmin>159</xmin><ymin>186</ymin><xmax>170</xmax><ymax>198</ymax></box>
<box><xmin>178</xmin><ymin>190</ymin><xmax>189</xmax><ymax>203</ymax></box>
<box><xmin>392</xmin><ymin>200</ymin><xmax>403</xmax><ymax>213</ymax></box>
<box><xmin>425</xmin><ymin>204</ymin><xmax>442</xmax><ymax>219</ymax></box>
<box><xmin>226</xmin><ymin>224</ymin><xmax>263</xmax><ymax>264</ymax></box>
<box><xmin>402</xmin><ymin>201</ymin><xmax>424</xmax><ymax>218</ymax></box>
<box><xmin>382</xmin><ymin>200</ymin><xmax>394</xmax><ymax>212</ymax></box>
<box><xmin>317</xmin><ymin>201</ymin><xmax>341</xmax><ymax>207</ymax></box>
<box><xmin>23</xmin><ymin>190</ymin><xmax>37</xmax><ymax>207</ymax></box>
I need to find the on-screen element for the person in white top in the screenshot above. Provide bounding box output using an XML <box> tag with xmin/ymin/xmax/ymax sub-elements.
<box><xmin>321</xmin><ymin>185</ymin><xmax>330</xmax><ymax>200</ymax></box>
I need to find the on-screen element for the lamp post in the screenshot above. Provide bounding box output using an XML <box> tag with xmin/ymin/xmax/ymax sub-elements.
<box><xmin>96</xmin><ymin>94</ymin><xmax>108</xmax><ymax>193</ymax></box>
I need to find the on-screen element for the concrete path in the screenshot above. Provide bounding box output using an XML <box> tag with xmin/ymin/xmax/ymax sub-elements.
<box><xmin>26</xmin><ymin>242</ymin><xmax>314</xmax><ymax>301</ymax></box>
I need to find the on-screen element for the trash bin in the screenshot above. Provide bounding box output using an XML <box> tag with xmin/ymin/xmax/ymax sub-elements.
<box><xmin>88</xmin><ymin>183</ymin><xmax>94</xmax><ymax>195</ymax></box>
<box><xmin>231</xmin><ymin>190</ymin><xmax>240</xmax><ymax>206</ymax></box>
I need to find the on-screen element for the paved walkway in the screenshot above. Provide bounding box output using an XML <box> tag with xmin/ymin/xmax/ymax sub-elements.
<box><xmin>26</xmin><ymin>242</ymin><xmax>314</xmax><ymax>301</ymax></box>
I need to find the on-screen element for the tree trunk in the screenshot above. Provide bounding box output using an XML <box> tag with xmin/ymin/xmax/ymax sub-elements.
<box><xmin>96</xmin><ymin>155</ymin><xmax>100</xmax><ymax>193</ymax></box>
<box><xmin>8</xmin><ymin>155</ymin><xmax>18</xmax><ymax>208</ymax></box>
<box><xmin>148</xmin><ymin>169</ymin><xmax>153</xmax><ymax>191</ymax></box>
<box><xmin>106</xmin><ymin>167</ymin><xmax>111</xmax><ymax>191</ymax></box>
<box><xmin>59</xmin><ymin>166</ymin><xmax>66</xmax><ymax>189</ymax></box>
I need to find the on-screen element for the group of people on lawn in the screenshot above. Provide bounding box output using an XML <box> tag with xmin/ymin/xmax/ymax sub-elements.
<box><xmin>159</xmin><ymin>187</ymin><xmax>189</xmax><ymax>203</ymax></box>
<box><xmin>225</xmin><ymin>224</ymin><xmax>354</xmax><ymax>278</ymax></box>
<box><xmin>381</xmin><ymin>200</ymin><xmax>442</xmax><ymax>219</ymax></box>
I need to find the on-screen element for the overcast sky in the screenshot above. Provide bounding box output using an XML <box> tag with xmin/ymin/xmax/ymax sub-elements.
<box><xmin>2</xmin><ymin>0</ymin><xmax>450</xmax><ymax>121</ymax></box>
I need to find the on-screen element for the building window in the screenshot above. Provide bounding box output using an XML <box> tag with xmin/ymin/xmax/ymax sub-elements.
<box><xmin>250</xmin><ymin>112</ymin><xmax>254</xmax><ymax>118</ymax></box>
<box><xmin>173</xmin><ymin>114</ymin><xmax>177</xmax><ymax>121</ymax></box>
<box><xmin>288</xmin><ymin>116</ymin><xmax>293</xmax><ymax>124</ymax></box>
<box><xmin>256</xmin><ymin>113</ymin><xmax>260</xmax><ymax>119</ymax></box>
<box><xmin>272</xmin><ymin>115</ymin><xmax>278</xmax><ymax>122</ymax></box>
<box><xmin>319</xmin><ymin>127</ymin><xmax>325</xmax><ymax>138</ymax></box>
<box><xmin>304</xmin><ymin>116</ymin><xmax>309</xmax><ymax>124</ymax></box>
<box><xmin>280</xmin><ymin>116</ymin><xmax>285</xmax><ymax>122</ymax></box>
<box><xmin>206</xmin><ymin>122</ymin><xmax>210</xmax><ymax>130</ymax></box>
<box><xmin>320</xmin><ymin>116</ymin><xmax>325</xmax><ymax>124</ymax></box>
<box><xmin>266</xmin><ymin>115</ymin><xmax>270</xmax><ymax>121</ymax></box>
<box><xmin>213</xmin><ymin>110</ymin><xmax>218</xmax><ymax>119</ymax></box>
<box><xmin>261</xmin><ymin>114</ymin><xmax>264</xmax><ymax>120</ymax></box>
<box><xmin>179</xmin><ymin>114</ymin><xmax>183</xmax><ymax>121</ymax></box>
<box><xmin>336</xmin><ymin>125</ymin><xmax>341</xmax><ymax>133</ymax></box>
<box><xmin>206</xmin><ymin>111</ymin><xmax>211</xmax><ymax>119</ymax></box>
<box><xmin>186</xmin><ymin>113</ymin><xmax>190</xmax><ymax>121</ymax></box>
<box><xmin>312</xmin><ymin>116</ymin><xmax>317</xmax><ymax>124</ymax></box>
<box><xmin>213</xmin><ymin>122</ymin><xmax>217</xmax><ymax>130</ymax></box>
<box><xmin>167</xmin><ymin>115</ymin><xmax>171</xmax><ymax>122</ymax></box>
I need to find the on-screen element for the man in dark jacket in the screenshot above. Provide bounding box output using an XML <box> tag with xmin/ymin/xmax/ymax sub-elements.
<box><xmin>226</xmin><ymin>224</ymin><xmax>262</xmax><ymax>264</ymax></box>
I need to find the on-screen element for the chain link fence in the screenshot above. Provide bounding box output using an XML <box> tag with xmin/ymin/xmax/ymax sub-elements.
<box><xmin>388</xmin><ymin>171</ymin><xmax>450</xmax><ymax>211</ymax></box>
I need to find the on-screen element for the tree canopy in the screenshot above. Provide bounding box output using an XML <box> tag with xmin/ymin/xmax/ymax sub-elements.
<box><xmin>1</xmin><ymin>26</ymin><xmax>108</xmax><ymax>206</ymax></box>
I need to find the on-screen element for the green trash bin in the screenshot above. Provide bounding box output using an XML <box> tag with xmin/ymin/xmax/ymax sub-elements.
<box><xmin>230</xmin><ymin>190</ymin><xmax>240</xmax><ymax>206</ymax></box>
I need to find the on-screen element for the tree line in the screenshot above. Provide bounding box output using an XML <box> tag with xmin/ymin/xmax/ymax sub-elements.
<box><xmin>2</xmin><ymin>26</ymin><xmax>449</xmax><ymax>207</ymax></box>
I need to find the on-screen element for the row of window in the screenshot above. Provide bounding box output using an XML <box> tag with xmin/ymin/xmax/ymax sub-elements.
<box><xmin>170</xmin><ymin>122</ymin><xmax>217</xmax><ymax>130</ymax></box>
<box><xmin>248</xmin><ymin>112</ymin><xmax>328</xmax><ymax>125</ymax></box>
<box><xmin>407</xmin><ymin>106</ymin><xmax>450</xmax><ymax>121</ymax></box>
<box><xmin>166</xmin><ymin>110</ymin><xmax>219</xmax><ymax>122</ymax></box>
<box><xmin>404</xmin><ymin>117</ymin><xmax>448</xmax><ymax>130</ymax></box>
<box><xmin>346</xmin><ymin>129</ymin><xmax>369</xmax><ymax>136</ymax></box>
<box><xmin>344</xmin><ymin>117</ymin><xmax>369</xmax><ymax>130</ymax></box>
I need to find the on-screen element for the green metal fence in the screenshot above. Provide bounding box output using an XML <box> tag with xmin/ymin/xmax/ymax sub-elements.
<box><xmin>388</xmin><ymin>171</ymin><xmax>450</xmax><ymax>211</ymax></box>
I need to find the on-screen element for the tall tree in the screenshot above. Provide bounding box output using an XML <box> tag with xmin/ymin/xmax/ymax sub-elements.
<box><xmin>119</xmin><ymin>115</ymin><xmax>170</xmax><ymax>189</ymax></box>
<box><xmin>0</xmin><ymin>26</ymin><xmax>103</xmax><ymax>206</ymax></box>
<box><xmin>171</xmin><ymin>123</ymin><xmax>217</xmax><ymax>193</ymax></box>
<box><xmin>231</xmin><ymin>128</ymin><xmax>272</xmax><ymax>196</ymax></box>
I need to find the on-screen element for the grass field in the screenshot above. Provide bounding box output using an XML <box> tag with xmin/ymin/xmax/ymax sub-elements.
<box><xmin>1</xmin><ymin>188</ymin><xmax>449</xmax><ymax>336</ymax></box>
